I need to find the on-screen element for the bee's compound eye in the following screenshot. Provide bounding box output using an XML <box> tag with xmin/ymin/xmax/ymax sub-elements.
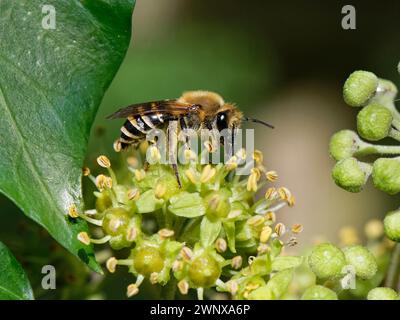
<box><xmin>216</xmin><ymin>112</ymin><xmax>228</xmax><ymax>131</ymax></box>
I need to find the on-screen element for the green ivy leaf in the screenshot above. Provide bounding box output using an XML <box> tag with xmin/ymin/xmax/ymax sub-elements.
<box><xmin>168</xmin><ymin>192</ymin><xmax>206</xmax><ymax>218</ymax></box>
<box><xmin>136</xmin><ymin>190</ymin><xmax>163</xmax><ymax>213</ymax></box>
<box><xmin>0</xmin><ymin>242</ymin><xmax>33</xmax><ymax>300</ymax></box>
<box><xmin>200</xmin><ymin>216</ymin><xmax>222</xmax><ymax>247</ymax></box>
<box><xmin>272</xmin><ymin>256</ymin><xmax>303</xmax><ymax>271</ymax></box>
<box><xmin>265</xmin><ymin>269</ymin><xmax>294</xmax><ymax>299</ymax></box>
<box><xmin>0</xmin><ymin>0</ymin><xmax>135</xmax><ymax>272</ymax></box>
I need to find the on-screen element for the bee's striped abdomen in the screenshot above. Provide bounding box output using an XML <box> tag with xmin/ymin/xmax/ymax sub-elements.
<box><xmin>119</xmin><ymin>113</ymin><xmax>165</xmax><ymax>149</ymax></box>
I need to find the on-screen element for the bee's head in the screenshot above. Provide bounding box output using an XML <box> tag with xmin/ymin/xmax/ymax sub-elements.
<box><xmin>215</xmin><ymin>104</ymin><xmax>243</xmax><ymax>131</ymax></box>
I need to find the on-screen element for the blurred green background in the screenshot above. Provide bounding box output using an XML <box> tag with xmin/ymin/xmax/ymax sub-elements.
<box><xmin>1</xmin><ymin>0</ymin><xmax>400</xmax><ymax>299</ymax></box>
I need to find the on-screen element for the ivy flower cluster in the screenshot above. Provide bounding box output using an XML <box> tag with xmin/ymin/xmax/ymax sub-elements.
<box><xmin>73</xmin><ymin>147</ymin><xmax>306</xmax><ymax>300</ymax></box>
<box><xmin>329</xmin><ymin>68</ymin><xmax>400</xmax><ymax>296</ymax></box>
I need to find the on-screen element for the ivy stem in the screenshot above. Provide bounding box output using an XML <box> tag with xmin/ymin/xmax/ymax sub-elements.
<box><xmin>384</xmin><ymin>243</ymin><xmax>400</xmax><ymax>289</ymax></box>
<box><xmin>356</xmin><ymin>141</ymin><xmax>400</xmax><ymax>157</ymax></box>
<box><xmin>161</xmin><ymin>278</ymin><xmax>177</xmax><ymax>300</ymax></box>
<box><xmin>388</xmin><ymin>128</ymin><xmax>400</xmax><ymax>142</ymax></box>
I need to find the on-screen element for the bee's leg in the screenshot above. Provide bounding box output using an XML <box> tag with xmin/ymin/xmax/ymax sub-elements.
<box><xmin>172</xmin><ymin>163</ymin><xmax>182</xmax><ymax>188</ymax></box>
<box><xmin>231</xmin><ymin>124</ymin><xmax>235</xmax><ymax>157</ymax></box>
<box><xmin>166</xmin><ymin>118</ymin><xmax>182</xmax><ymax>188</ymax></box>
<box><xmin>143</xmin><ymin>161</ymin><xmax>150</xmax><ymax>171</ymax></box>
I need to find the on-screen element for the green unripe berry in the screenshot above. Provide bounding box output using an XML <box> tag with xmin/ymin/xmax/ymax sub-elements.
<box><xmin>308</xmin><ymin>243</ymin><xmax>346</xmax><ymax>279</ymax></box>
<box><xmin>372</xmin><ymin>158</ymin><xmax>400</xmax><ymax>195</ymax></box>
<box><xmin>343</xmin><ymin>245</ymin><xmax>377</xmax><ymax>279</ymax></box>
<box><xmin>329</xmin><ymin>130</ymin><xmax>360</xmax><ymax>161</ymax></box>
<box><xmin>102</xmin><ymin>207</ymin><xmax>130</xmax><ymax>236</ymax></box>
<box><xmin>301</xmin><ymin>285</ymin><xmax>338</xmax><ymax>300</ymax></box>
<box><xmin>357</xmin><ymin>103</ymin><xmax>393</xmax><ymax>141</ymax></box>
<box><xmin>204</xmin><ymin>189</ymin><xmax>231</xmax><ymax>219</ymax></box>
<box><xmin>332</xmin><ymin>158</ymin><xmax>370</xmax><ymax>193</ymax></box>
<box><xmin>188</xmin><ymin>253</ymin><xmax>221</xmax><ymax>288</ymax></box>
<box><xmin>383</xmin><ymin>210</ymin><xmax>400</xmax><ymax>242</ymax></box>
<box><xmin>343</xmin><ymin>71</ymin><xmax>378</xmax><ymax>107</ymax></box>
<box><xmin>133</xmin><ymin>246</ymin><xmax>164</xmax><ymax>276</ymax></box>
<box><xmin>367</xmin><ymin>287</ymin><xmax>398</xmax><ymax>300</ymax></box>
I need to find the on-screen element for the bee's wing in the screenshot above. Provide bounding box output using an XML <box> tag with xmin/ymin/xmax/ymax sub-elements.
<box><xmin>106</xmin><ymin>99</ymin><xmax>199</xmax><ymax>119</ymax></box>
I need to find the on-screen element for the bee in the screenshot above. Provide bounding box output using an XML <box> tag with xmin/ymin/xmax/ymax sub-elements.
<box><xmin>107</xmin><ymin>90</ymin><xmax>273</xmax><ymax>186</ymax></box>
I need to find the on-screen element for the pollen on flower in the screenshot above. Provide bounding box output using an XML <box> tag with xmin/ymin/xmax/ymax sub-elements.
<box><xmin>106</xmin><ymin>257</ymin><xmax>118</xmax><ymax>273</ymax></box>
<box><xmin>185</xmin><ymin>168</ymin><xmax>199</xmax><ymax>184</ymax></box>
<box><xmin>225</xmin><ymin>156</ymin><xmax>238</xmax><ymax>171</ymax></box>
<box><xmin>265</xmin><ymin>187</ymin><xmax>278</xmax><ymax>200</ymax></box>
<box><xmin>247</xmin><ymin>172</ymin><xmax>258</xmax><ymax>192</ymax></box>
<box><xmin>247</xmin><ymin>215</ymin><xmax>264</xmax><ymax>227</ymax></box>
<box><xmin>155</xmin><ymin>183</ymin><xmax>167</xmax><ymax>199</ymax></box>
<box><xmin>215</xmin><ymin>238</ymin><xmax>227</xmax><ymax>253</ymax></box>
<box><xmin>126</xmin><ymin>227</ymin><xmax>138</xmax><ymax>241</ymax></box>
<box><xmin>231</xmin><ymin>256</ymin><xmax>242</xmax><ymax>269</ymax></box>
<box><xmin>266</xmin><ymin>170</ymin><xmax>278</xmax><ymax>182</ymax></box>
<box><xmin>180</xmin><ymin>247</ymin><xmax>193</xmax><ymax>261</ymax></box>
<box><xmin>274</xmin><ymin>223</ymin><xmax>286</xmax><ymax>237</ymax></box>
<box><xmin>150</xmin><ymin>272</ymin><xmax>159</xmax><ymax>284</ymax></box>
<box><xmin>291</xmin><ymin>224</ymin><xmax>304</xmax><ymax>234</ymax></box>
<box><xmin>178</xmin><ymin>279</ymin><xmax>189</xmax><ymax>295</ymax></box>
<box><xmin>95</xmin><ymin>174</ymin><xmax>112</xmax><ymax>190</ymax></box>
<box><xmin>134</xmin><ymin>169</ymin><xmax>146</xmax><ymax>181</ymax></box>
<box><xmin>68</xmin><ymin>204</ymin><xmax>79</xmax><ymax>218</ymax></box>
<box><xmin>127</xmin><ymin>188</ymin><xmax>140</xmax><ymax>200</ymax></box>
<box><xmin>260</xmin><ymin>226</ymin><xmax>272</xmax><ymax>243</ymax></box>
<box><xmin>97</xmin><ymin>155</ymin><xmax>111</xmax><ymax>168</ymax></box>
<box><xmin>77</xmin><ymin>232</ymin><xmax>91</xmax><ymax>245</ymax></box>
<box><xmin>200</xmin><ymin>164</ymin><xmax>216</xmax><ymax>183</ymax></box>
<box><xmin>226</xmin><ymin>280</ymin><xmax>239</xmax><ymax>295</ymax></box>
<box><xmin>113</xmin><ymin>139</ymin><xmax>122</xmax><ymax>152</ymax></box>
<box><xmin>82</xmin><ymin>167</ymin><xmax>91</xmax><ymax>176</ymax></box>
<box><xmin>127</xmin><ymin>284</ymin><xmax>139</xmax><ymax>297</ymax></box>
<box><xmin>265</xmin><ymin>211</ymin><xmax>276</xmax><ymax>223</ymax></box>
<box><xmin>253</xmin><ymin>150</ymin><xmax>264</xmax><ymax>165</ymax></box>
<box><xmin>158</xmin><ymin>228</ymin><xmax>174</xmax><ymax>239</ymax></box>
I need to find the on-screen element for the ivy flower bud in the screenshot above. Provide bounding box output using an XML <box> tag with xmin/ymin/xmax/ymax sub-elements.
<box><xmin>343</xmin><ymin>245</ymin><xmax>377</xmax><ymax>279</ymax></box>
<box><xmin>367</xmin><ymin>287</ymin><xmax>398</xmax><ymax>300</ymax></box>
<box><xmin>329</xmin><ymin>130</ymin><xmax>361</xmax><ymax>161</ymax></box>
<box><xmin>301</xmin><ymin>285</ymin><xmax>338</xmax><ymax>300</ymax></box>
<box><xmin>332</xmin><ymin>158</ymin><xmax>371</xmax><ymax>193</ymax></box>
<box><xmin>188</xmin><ymin>253</ymin><xmax>221</xmax><ymax>288</ymax></box>
<box><xmin>372</xmin><ymin>158</ymin><xmax>400</xmax><ymax>195</ymax></box>
<box><xmin>383</xmin><ymin>210</ymin><xmax>400</xmax><ymax>242</ymax></box>
<box><xmin>356</xmin><ymin>103</ymin><xmax>393</xmax><ymax>141</ymax></box>
<box><xmin>343</xmin><ymin>70</ymin><xmax>378</xmax><ymax>107</ymax></box>
<box><xmin>308</xmin><ymin>243</ymin><xmax>346</xmax><ymax>279</ymax></box>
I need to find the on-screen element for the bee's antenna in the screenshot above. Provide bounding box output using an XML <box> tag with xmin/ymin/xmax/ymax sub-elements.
<box><xmin>243</xmin><ymin>117</ymin><xmax>274</xmax><ymax>129</ymax></box>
